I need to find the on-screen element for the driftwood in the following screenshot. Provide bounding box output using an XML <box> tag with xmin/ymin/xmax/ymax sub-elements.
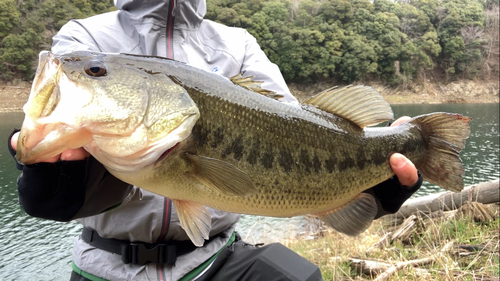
<box><xmin>368</xmin><ymin>214</ymin><xmax>422</xmax><ymax>251</ymax></box>
<box><xmin>385</xmin><ymin>179</ymin><xmax>499</xmax><ymax>225</ymax></box>
<box><xmin>454</xmin><ymin>201</ymin><xmax>498</xmax><ymax>222</ymax></box>
<box><xmin>349</xmin><ymin>257</ymin><xmax>432</xmax><ymax>278</ymax></box>
<box><xmin>352</xmin><ymin>242</ymin><xmax>455</xmax><ymax>280</ymax></box>
<box><xmin>354</xmin><ymin>241</ymin><xmax>500</xmax><ymax>281</ymax></box>
<box><xmin>372</xmin><ymin>241</ymin><xmax>454</xmax><ymax>281</ymax></box>
<box><xmin>375</xmin><ymin>202</ymin><xmax>497</xmax><ymax>247</ymax></box>
<box><xmin>355</xmin><ymin>180</ymin><xmax>500</xmax><ymax>281</ymax></box>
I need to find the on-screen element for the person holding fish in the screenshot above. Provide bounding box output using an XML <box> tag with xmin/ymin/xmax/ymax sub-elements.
<box><xmin>7</xmin><ymin>0</ymin><xmax>428</xmax><ymax>280</ymax></box>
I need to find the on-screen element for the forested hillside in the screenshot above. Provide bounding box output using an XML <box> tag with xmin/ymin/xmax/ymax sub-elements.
<box><xmin>0</xmin><ymin>0</ymin><xmax>498</xmax><ymax>87</ymax></box>
<box><xmin>0</xmin><ymin>0</ymin><xmax>116</xmax><ymax>80</ymax></box>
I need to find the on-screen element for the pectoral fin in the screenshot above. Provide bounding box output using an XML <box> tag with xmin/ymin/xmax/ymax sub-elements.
<box><xmin>316</xmin><ymin>193</ymin><xmax>378</xmax><ymax>236</ymax></box>
<box><xmin>173</xmin><ymin>200</ymin><xmax>211</xmax><ymax>247</ymax></box>
<box><xmin>186</xmin><ymin>153</ymin><xmax>257</xmax><ymax>197</ymax></box>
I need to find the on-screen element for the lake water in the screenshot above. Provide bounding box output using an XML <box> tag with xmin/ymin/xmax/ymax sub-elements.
<box><xmin>0</xmin><ymin>103</ymin><xmax>498</xmax><ymax>280</ymax></box>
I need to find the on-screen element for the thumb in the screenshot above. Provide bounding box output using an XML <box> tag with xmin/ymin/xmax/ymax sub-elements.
<box><xmin>390</xmin><ymin>153</ymin><xmax>418</xmax><ymax>187</ymax></box>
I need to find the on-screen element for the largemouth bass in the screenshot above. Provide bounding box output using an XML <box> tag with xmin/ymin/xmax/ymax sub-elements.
<box><xmin>17</xmin><ymin>51</ymin><xmax>471</xmax><ymax>246</ymax></box>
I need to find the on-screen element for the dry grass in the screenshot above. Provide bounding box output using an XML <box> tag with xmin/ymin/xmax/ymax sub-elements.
<box><xmin>284</xmin><ymin>209</ymin><xmax>500</xmax><ymax>280</ymax></box>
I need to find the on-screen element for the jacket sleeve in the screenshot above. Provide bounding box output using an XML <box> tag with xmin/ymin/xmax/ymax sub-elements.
<box><xmin>8</xmin><ymin>130</ymin><xmax>133</xmax><ymax>222</ymax></box>
<box><xmin>51</xmin><ymin>20</ymin><xmax>102</xmax><ymax>53</ymax></box>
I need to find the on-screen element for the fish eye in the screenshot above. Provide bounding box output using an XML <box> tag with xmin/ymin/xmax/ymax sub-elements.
<box><xmin>84</xmin><ymin>60</ymin><xmax>107</xmax><ymax>77</ymax></box>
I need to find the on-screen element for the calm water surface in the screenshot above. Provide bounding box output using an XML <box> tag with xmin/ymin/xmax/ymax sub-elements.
<box><xmin>0</xmin><ymin>103</ymin><xmax>498</xmax><ymax>280</ymax></box>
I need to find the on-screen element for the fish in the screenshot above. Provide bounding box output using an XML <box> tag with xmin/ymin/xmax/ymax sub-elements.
<box><xmin>16</xmin><ymin>51</ymin><xmax>471</xmax><ymax>246</ymax></box>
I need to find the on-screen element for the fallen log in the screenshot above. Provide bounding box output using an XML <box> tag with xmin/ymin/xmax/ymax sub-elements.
<box><xmin>385</xmin><ymin>180</ymin><xmax>499</xmax><ymax>225</ymax></box>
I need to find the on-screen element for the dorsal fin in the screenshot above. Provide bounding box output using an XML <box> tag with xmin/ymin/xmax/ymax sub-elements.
<box><xmin>304</xmin><ymin>85</ymin><xmax>394</xmax><ymax>128</ymax></box>
<box><xmin>230</xmin><ymin>74</ymin><xmax>284</xmax><ymax>100</ymax></box>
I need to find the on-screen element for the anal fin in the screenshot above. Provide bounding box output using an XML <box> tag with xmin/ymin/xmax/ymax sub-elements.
<box><xmin>173</xmin><ymin>200</ymin><xmax>211</xmax><ymax>247</ymax></box>
<box><xmin>316</xmin><ymin>193</ymin><xmax>378</xmax><ymax>236</ymax></box>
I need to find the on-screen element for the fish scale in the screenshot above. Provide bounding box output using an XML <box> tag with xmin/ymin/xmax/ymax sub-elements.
<box><xmin>184</xmin><ymin>87</ymin><xmax>417</xmax><ymax>213</ymax></box>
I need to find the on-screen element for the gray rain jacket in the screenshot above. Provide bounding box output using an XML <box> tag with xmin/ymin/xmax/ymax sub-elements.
<box><xmin>51</xmin><ymin>0</ymin><xmax>298</xmax><ymax>280</ymax></box>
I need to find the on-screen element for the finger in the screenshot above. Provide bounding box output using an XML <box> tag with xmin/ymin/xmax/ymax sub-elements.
<box><xmin>390</xmin><ymin>116</ymin><xmax>411</xmax><ymax>127</ymax></box>
<box><xmin>10</xmin><ymin>132</ymin><xmax>19</xmax><ymax>150</ymax></box>
<box><xmin>390</xmin><ymin>153</ymin><xmax>418</xmax><ymax>187</ymax></box>
<box><xmin>60</xmin><ymin>148</ymin><xmax>90</xmax><ymax>161</ymax></box>
<box><xmin>11</xmin><ymin>131</ymin><xmax>61</xmax><ymax>163</ymax></box>
<box><xmin>42</xmin><ymin>154</ymin><xmax>62</xmax><ymax>163</ymax></box>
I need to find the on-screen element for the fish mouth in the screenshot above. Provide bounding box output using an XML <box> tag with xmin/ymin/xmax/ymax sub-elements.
<box><xmin>16</xmin><ymin>119</ymin><xmax>93</xmax><ymax>165</ymax></box>
<box><xmin>16</xmin><ymin>52</ymin><xmax>94</xmax><ymax>164</ymax></box>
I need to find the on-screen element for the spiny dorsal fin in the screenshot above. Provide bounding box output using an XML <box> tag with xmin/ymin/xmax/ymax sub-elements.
<box><xmin>230</xmin><ymin>74</ymin><xmax>284</xmax><ymax>100</ymax></box>
<box><xmin>304</xmin><ymin>85</ymin><xmax>394</xmax><ymax>128</ymax></box>
<box><xmin>316</xmin><ymin>193</ymin><xmax>378</xmax><ymax>236</ymax></box>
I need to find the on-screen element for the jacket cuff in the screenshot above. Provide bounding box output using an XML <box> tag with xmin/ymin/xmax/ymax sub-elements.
<box><xmin>11</xmin><ymin>127</ymin><xmax>133</xmax><ymax>221</ymax></box>
<box><xmin>7</xmin><ymin>129</ymin><xmax>23</xmax><ymax>170</ymax></box>
<box><xmin>368</xmin><ymin>171</ymin><xmax>423</xmax><ymax>219</ymax></box>
<box><xmin>18</xmin><ymin>159</ymin><xmax>88</xmax><ymax>221</ymax></box>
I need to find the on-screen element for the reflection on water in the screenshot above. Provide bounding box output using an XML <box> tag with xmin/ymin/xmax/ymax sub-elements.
<box><xmin>0</xmin><ymin>104</ymin><xmax>498</xmax><ymax>280</ymax></box>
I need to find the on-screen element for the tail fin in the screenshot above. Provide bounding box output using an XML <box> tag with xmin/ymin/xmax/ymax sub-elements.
<box><xmin>411</xmin><ymin>113</ymin><xmax>471</xmax><ymax>192</ymax></box>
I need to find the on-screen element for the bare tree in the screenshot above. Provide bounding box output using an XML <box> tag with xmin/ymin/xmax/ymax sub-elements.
<box><xmin>400</xmin><ymin>18</ymin><xmax>423</xmax><ymax>39</ymax></box>
<box><xmin>481</xmin><ymin>4</ymin><xmax>499</xmax><ymax>78</ymax></box>
<box><xmin>460</xmin><ymin>25</ymin><xmax>483</xmax><ymax>46</ymax></box>
<box><xmin>290</xmin><ymin>0</ymin><xmax>300</xmax><ymax>21</ymax></box>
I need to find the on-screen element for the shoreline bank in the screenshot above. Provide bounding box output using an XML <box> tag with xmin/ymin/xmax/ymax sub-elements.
<box><xmin>1</xmin><ymin>80</ymin><xmax>498</xmax><ymax>113</ymax></box>
<box><xmin>289</xmin><ymin>79</ymin><xmax>499</xmax><ymax>105</ymax></box>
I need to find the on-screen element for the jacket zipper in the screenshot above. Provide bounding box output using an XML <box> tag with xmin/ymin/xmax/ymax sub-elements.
<box><xmin>167</xmin><ymin>0</ymin><xmax>176</xmax><ymax>59</ymax></box>
<box><xmin>158</xmin><ymin>4</ymin><xmax>175</xmax><ymax>277</ymax></box>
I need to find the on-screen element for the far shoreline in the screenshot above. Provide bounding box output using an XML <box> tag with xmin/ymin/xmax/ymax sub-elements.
<box><xmin>1</xmin><ymin>80</ymin><xmax>499</xmax><ymax>113</ymax></box>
